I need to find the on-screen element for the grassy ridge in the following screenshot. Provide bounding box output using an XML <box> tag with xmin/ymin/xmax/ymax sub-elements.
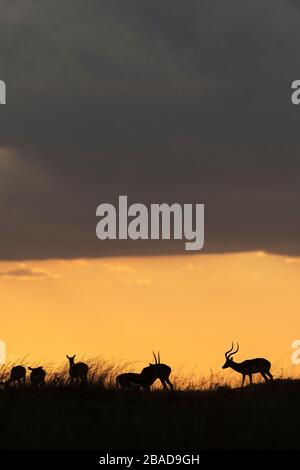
<box><xmin>0</xmin><ymin>361</ymin><xmax>299</xmax><ymax>449</ymax></box>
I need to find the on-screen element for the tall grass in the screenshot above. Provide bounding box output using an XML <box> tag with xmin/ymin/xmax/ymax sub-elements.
<box><xmin>1</xmin><ymin>357</ymin><xmax>300</xmax><ymax>449</ymax></box>
<box><xmin>0</xmin><ymin>356</ymin><xmax>296</xmax><ymax>390</ymax></box>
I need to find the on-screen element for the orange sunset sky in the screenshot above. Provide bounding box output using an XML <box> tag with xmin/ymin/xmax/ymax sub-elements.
<box><xmin>1</xmin><ymin>251</ymin><xmax>299</xmax><ymax>379</ymax></box>
<box><xmin>2</xmin><ymin>2</ymin><xmax>300</xmax><ymax>387</ymax></box>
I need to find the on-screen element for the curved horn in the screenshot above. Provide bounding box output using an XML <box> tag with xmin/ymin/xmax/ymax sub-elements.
<box><xmin>158</xmin><ymin>351</ymin><xmax>160</xmax><ymax>364</ymax></box>
<box><xmin>225</xmin><ymin>342</ymin><xmax>234</xmax><ymax>359</ymax></box>
<box><xmin>228</xmin><ymin>342</ymin><xmax>239</xmax><ymax>359</ymax></box>
<box><xmin>153</xmin><ymin>351</ymin><xmax>158</xmax><ymax>364</ymax></box>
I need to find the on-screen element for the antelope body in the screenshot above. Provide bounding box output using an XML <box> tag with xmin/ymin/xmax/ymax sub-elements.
<box><xmin>28</xmin><ymin>366</ymin><xmax>46</xmax><ymax>386</ymax></box>
<box><xmin>0</xmin><ymin>365</ymin><xmax>26</xmax><ymax>387</ymax></box>
<box><xmin>116</xmin><ymin>372</ymin><xmax>149</xmax><ymax>391</ymax></box>
<box><xmin>67</xmin><ymin>355</ymin><xmax>89</xmax><ymax>383</ymax></box>
<box><xmin>116</xmin><ymin>352</ymin><xmax>173</xmax><ymax>391</ymax></box>
<box><xmin>141</xmin><ymin>351</ymin><xmax>173</xmax><ymax>391</ymax></box>
<box><xmin>222</xmin><ymin>343</ymin><xmax>273</xmax><ymax>386</ymax></box>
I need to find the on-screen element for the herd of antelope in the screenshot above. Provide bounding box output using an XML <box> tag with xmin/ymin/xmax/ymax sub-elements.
<box><xmin>0</xmin><ymin>344</ymin><xmax>274</xmax><ymax>390</ymax></box>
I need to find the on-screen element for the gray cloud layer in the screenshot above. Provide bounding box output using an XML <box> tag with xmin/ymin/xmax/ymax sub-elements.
<box><xmin>0</xmin><ymin>267</ymin><xmax>50</xmax><ymax>279</ymax></box>
<box><xmin>0</xmin><ymin>0</ymin><xmax>300</xmax><ymax>259</ymax></box>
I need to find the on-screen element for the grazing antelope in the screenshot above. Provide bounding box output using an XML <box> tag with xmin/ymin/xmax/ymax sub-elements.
<box><xmin>141</xmin><ymin>351</ymin><xmax>173</xmax><ymax>391</ymax></box>
<box><xmin>66</xmin><ymin>355</ymin><xmax>89</xmax><ymax>383</ymax></box>
<box><xmin>28</xmin><ymin>366</ymin><xmax>46</xmax><ymax>387</ymax></box>
<box><xmin>116</xmin><ymin>372</ymin><xmax>149</xmax><ymax>391</ymax></box>
<box><xmin>222</xmin><ymin>343</ymin><xmax>273</xmax><ymax>386</ymax></box>
<box><xmin>0</xmin><ymin>365</ymin><xmax>26</xmax><ymax>387</ymax></box>
<box><xmin>116</xmin><ymin>352</ymin><xmax>173</xmax><ymax>391</ymax></box>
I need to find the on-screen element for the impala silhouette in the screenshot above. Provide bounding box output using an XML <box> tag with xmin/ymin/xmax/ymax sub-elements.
<box><xmin>116</xmin><ymin>372</ymin><xmax>150</xmax><ymax>391</ymax></box>
<box><xmin>222</xmin><ymin>342</ymin><xmax>273</xmax><ymax>386</ymax></box>
<box><xmin>141</xmin><ymin>351</ymin><xmax>173</xmax><ymax>391</ymax></box>
<box><xmin>28</xmin><ymin>366</ymin><xmax>46</xmax><ymax>386</ymax></box>
<box><xmin>67</xmin><ymin>354</ymin><xmax>89</xmax><ymax>383</ymax></box>
<box><xmin>0</xmin><ymin>365</ymin><xmax>26</xmax><ymax>387</ymax></box>
<box><xmin>116</xmin><ymin>351</ymin><xmax>173</xmax><ymax>391</ymax></box>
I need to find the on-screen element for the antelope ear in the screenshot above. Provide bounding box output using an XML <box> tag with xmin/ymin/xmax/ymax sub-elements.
<box><xmin>66</xmin><ymin>355</ymin><xmax>70</xmax><ymax>359</ymax></box>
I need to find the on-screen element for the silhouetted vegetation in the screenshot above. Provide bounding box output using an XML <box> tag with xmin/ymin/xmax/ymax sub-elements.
<box><xmin>0</xmin><ymin>360</ymin><xmax>299</xmax><ymax>449</ymax></box>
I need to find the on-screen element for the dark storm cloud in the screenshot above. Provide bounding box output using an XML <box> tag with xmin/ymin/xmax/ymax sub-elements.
<box><xmin>1</xmin><ymin>0</ymin><xmax>300</xmax><ymax>259</ymax></box>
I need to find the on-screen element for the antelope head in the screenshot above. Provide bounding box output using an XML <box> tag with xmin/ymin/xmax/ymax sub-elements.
<box><xmin>66</xmin><ymin>355</ymin><xmax>76</xmax><ymax>366</ymax></box>
<box><xmin>222</xmin><ymin>342</ymin><xmax>239</xmax><ymax>369</ymax></box>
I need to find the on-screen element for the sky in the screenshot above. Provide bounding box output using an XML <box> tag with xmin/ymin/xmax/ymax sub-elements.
<box><xmin>0</xmin><ymin>1</ymin><xmax>300</xmax><ymax>380</ymax></box>
<box><xmin>0</xmin><ymin>252</ymin><xmax>299</xmax><ymax>379</ymax></box>
<box><xmin>1</xmin><ymin>0</ymin><xmax>300</xmax><ymax>258</ymax></box>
